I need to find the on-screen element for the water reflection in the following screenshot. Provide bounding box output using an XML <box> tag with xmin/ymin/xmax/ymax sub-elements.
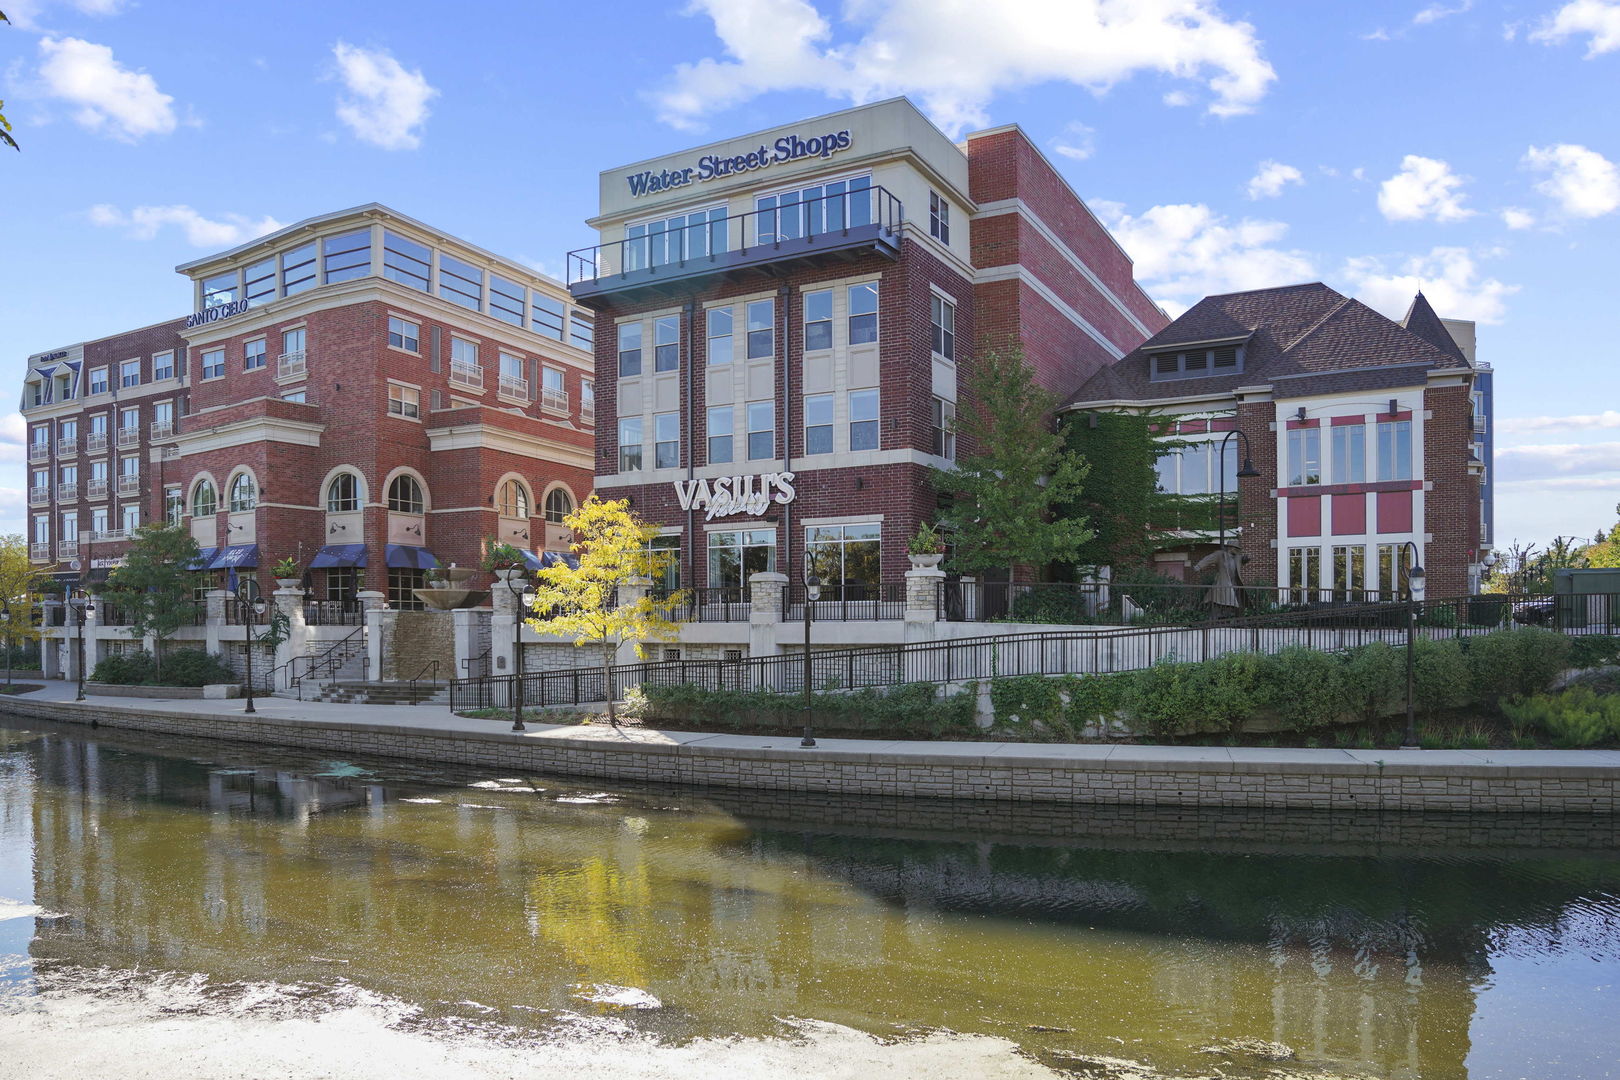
<box><xmin>2</xmin><ymin>717</ymin><xmax>1617</xmax><ymax>1079</ymax></box>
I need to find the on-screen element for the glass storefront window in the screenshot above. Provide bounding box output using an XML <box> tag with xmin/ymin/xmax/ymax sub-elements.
<box><xmin>707</xmin><ymin>529</ymin><xmax>776</xmax><ymax>589</ymax></box>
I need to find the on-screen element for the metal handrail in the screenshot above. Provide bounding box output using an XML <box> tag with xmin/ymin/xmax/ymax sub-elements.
<box><xmin>288</xmin><ymin>625</ymin><xmax>365</xmax><ymax>701</ymax></box>
<box><xmin>460</xmin><ymin>647</ymin><xmax>491</xmax><ymax>680</ymax></box>
<box><xmin>407</xmin><ymin>660</ymin><xmax>440</xmax><ymax>705</ymax></box>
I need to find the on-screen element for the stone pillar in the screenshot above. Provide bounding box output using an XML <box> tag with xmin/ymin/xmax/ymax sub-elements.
<box><xmin>272</xmin><ymin>585</ymin><xmax>307</xmax><ymax>690</ymax></box>
<box><xmin>359</xmin><ymin>589</ymin><xmax>389</xmax><ymax>681</ymax></box>
<box><xmin>489</xmin><ymin>570</ymin><xmax>527</xmax><ymax>675</ymax></box>
<box><xmin>747</xmin><ymin>571</ymin><xmax>787</xmax><ymax>659</ymax></box>
<box><xmin>41</xmin><ymin>614</ymin><xmax>62</xmax><ymax>679</ymax></box>
<box><xmin>616</xmin><ymin>574</ymin><xmax>650</xmax><ymax>666</ymax></box>
<box><xmin>202</xmin><ymin>587</ymin><xmax>229</xmax><ymax>660</ymax></box>
<box><xmin>903</xmin><ymin>564</ymin><xmax>946</xmax><ymax>644</ymax></box>
<box><xmin>452</xmin><ymin>607</ymin><xmax>486</xmax><ymax>681</ymax></box>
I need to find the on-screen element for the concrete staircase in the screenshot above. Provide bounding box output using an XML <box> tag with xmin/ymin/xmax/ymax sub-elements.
<box><xmin>271</xmin><ymin>633</ymin><xmax>368</xmax><ymax>700</ymax></box>
<box><xmin>312</xmin><ymin>681</ymin><xmax>450</xmax><ymax>706</ymax></box>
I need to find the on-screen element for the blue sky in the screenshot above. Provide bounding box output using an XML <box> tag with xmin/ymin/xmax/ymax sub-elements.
<box><xmin>2</xmin><ymin>0</ymin><xmax>1618</xmax><ymax>553</ymax></box>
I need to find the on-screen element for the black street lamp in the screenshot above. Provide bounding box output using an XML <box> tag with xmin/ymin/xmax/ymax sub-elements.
<box><xmin>1216</xmin><ymin>428</ymin><xmax>1264</xmax><ymax>551</ymax></box>
<box><xmin>235</xmin><ymin>584</ymin><xmax>269</xmax><ymax>714</ymax></box>
<box><xmin>70</xmin><ymin>588</ymin><xmax>94</xmax><ymax>702</ymax></box>
<box><xmin>801</xmin><ymin>572</ymin><xmax>821</xmax><ymax>748</ymax></box>
<box><xmin>1399</xmin><ymin>541</ymin><xmax>1428</xmax><ymax>749</ymax></box>
<box><xmin>1</xmin><ymin>606</ymin><xmax>12</xmax><ymax>689</ymax></box>
<box><xmin>505</xmin><ymin>574</ymin><xmax>535</xmax><ymax>732</ymax></box>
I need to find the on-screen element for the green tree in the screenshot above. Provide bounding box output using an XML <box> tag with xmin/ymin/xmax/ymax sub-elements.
<box><xmin>526</xmin><ymin>496</ymin><xmax>683</xmax><ymax>726</ymax></box>
<box><xmin>1057</xmin><ymin>410</ymin><xmax>1178</xmax><ymax>570</ymax></box>
<box><xmin>0</xmin><ymin>534</ymin><xmax>49</xmax><ymax>685</ymax></box>
<box><xmin>933</xmin><ymin>347</ymin><xmax>1094</xmax><ymax>581</ymax></box>
<box><xmin>106</xmin><ymin>523</ymin><xmax>202</xmax><ymax>678</ymax></box>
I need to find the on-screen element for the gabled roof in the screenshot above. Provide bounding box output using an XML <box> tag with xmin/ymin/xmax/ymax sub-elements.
<box><xmin>1400</xmin><ymin>292</ymin><xmax>1467</xmax><ymax>362</ymax></box>
<box><xmin>1065</xmin><ymin>282</ymin><xmax>1471</xmax><ymax>407</ymax></box>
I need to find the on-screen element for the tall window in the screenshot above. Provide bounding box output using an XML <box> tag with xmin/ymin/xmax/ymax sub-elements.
<box><xmin>323</xmin><ymin>229</ymin><xmax>371</xmax><ymax>283</ymax></box>
<box><xmin>531</xmin><ymin>294</ymin><xmax>565</xmax><ymax>340</ymax></box>
<box><xmin>450</xmin><ymin>336</ymin><xmax>479</xmax><ymax>373</ymax></box>
<box><xmin>804</xmin><ymin>395</ymin><xmax>833</xmax><ymax>455</ymax></box>
<box><xmin>153</xmin><ymin>351</ymin><xmax>175</xmax><ymax>380</ymax></box>
<box><xmin>120</xmin><ymin>359</ymin><xmax>141</xmax><ymax>387</ymax></box>
<box><xmin>88</xmin><ymin>368</ymin><xmax>108</xmax><ymax>395</ymax></box>
<box><xmin>747</xmin><ymin>401</ymin><xmax>774</xmax><ymax>460</ymax></box>
<box><xmin>382</xmin><ymin>230</ymin><xmax>430</xmax><ymax>292</ymax></box>
<box><xmin>490</xmin><ymin>275</ymin><xmax>524</xmax><ymax>325</ymax></box>
<box><xmin>282</xmin><ymin>242</ymin><xmax>317</xmax><ymax>295</ymax></box>
<box><xmin>1288</xmin><ymin>547</ymin><xmax>1321</xmax><ymax>604</ymax></box>
<box><xmin>244</xmin><ymin>338</ymin><xmax>267</xmax><ymax>370</ymax></box>
<box><xmin>654</xmin><ymin>412</ymin><xmax>680</xmax><ymax>468</ymax></box>
<box><xmin>61</xmin><ymin>512</ymin><xmax>77</xmax><ymax>543</ymax></box>
<box><xmin>581</xmin><ymin>379</ymin><xmax>595</xmax><ymax>422</ymax></box>
<box><xmin>707</xmin><ymin>306</ymin><xmax>733</xmax><ymax>365</ymax></box>
<box><xmin>754</xmin><ymin>175</ymin><xmax>870</xmax><ymax>242</ymax></box>
<box><xmin>618</xmin><ymin>417</ymin><xmax>643</xmax><ymax>471</ymax></box>
<box><xmin>1378</xmin><ymin>420</ymin><xmax>1413</xmax><ymax>481</ymax></box>
<box><xmin>244</xmin><ymin>256</ymin><xmax>276</xmax><ymax>303</ymax></box>
<box><xmin>1287</xmin><ymin>427</ymin><xmax>1321</xmax><ymax>486</ymax></box>
<box><xmin>88</xmin><ymin>413</ymin><xmax>108</xmax><ymax>439</ymax></box>
<box><xmin>930</xmin><ymin>294</ymin><xmax>955</xmax><ymax>360</ymax></box>
<box><xmin>388</xmin><ymin>569</ymin><xmax>427</xmax><ymax>611</ymax></box>
<box><xmin>201</xmin><ymin>349</ymin><xmax>225</xmax><ymax>379</ymax></box>
<box><xmin>931</xmin><ymin>397</ymin><xmax>955</xmax><ymax>459</ymax></box>
<box><xmin>498</xmin><ymin>479</ymin><xmax>530</xmax><ymax>518</ymax></box>
<box><xmin>654</xmin><ymin>315</ymin><xmax>680</xmax><ymax>372</ymax></box>
<box><xmin>929</xmin><ymin>191</ymin><xmax>950</xmax><ymax>244</ymax></box>
<box><xmin>201</xmin><ymin>271</ymin><xmax>238</xmax><ymax>307</ymax></box>
<box><xmin>387</xmin><ymin>475</ymin><xmax>424</xmax><ymax>514</ymax></box>
<box><xmin>807</xmin><ymin>522</ymin><xmax>881</xmax><ymax>589</ymax></box>
<box><xmin>746</xmin><ymin>299</ymin><xmax>774</xmax><ymax>359</ymax></box>
<box><xmin>388</xmin><ymin>316</ymin><xmax>419</xmax><ymax>352</ymax></box>
<box><xmin>847</xmin><ymin>282</ymin><xmax>878</xmax><ymax>345</ymax></box>
<box><xmin>618</xmin><ymin>323</ymin><xmax>643</xmax><ymax>377</ymax></box>
<box><xmin>1376</xmin><ymin>543</ymin><xmax>1416</xmax><ymax>600</ymax></box>
<box><xmin>1331</xmin><ymin>423</ymin><xmax>1366</xmax><ymax>484</ymax></box>
<box><xmin>326</xmin><ymin>473</ymin><xmax>359</xmax><ymax>512</ymax></box>
<box><xmin>1332</xmin><ymin>545</ymin><xmax>1365</xmax><ymax>602</ymax></box>
<box><xmin>437</xmin><ymin>253</ymin><xmax>483</xmax><ymax>310</ymax></box>
<box><xmin>92</xmin><ymin>507</ymin><xmax>109</xmax><ymax>536</ymax></box>
<box><xmin>153</xmin><ymin>401</ymin><xmax>174</xmax><ymax>434</ymax></box>
<box><xmin>122</xmin><ymin>504</ymin><xmax>140</xmax><ymax>533</ymax></box>
<box><xmin>569</xmin><ymin>310</ymin><xmax>594</xmax><ymax>352</ymax></box>
<box><xmin>165</xmin><ymin>488</ymin><xmax>183</xmax><ymax>526</ymax></box>
<box><xmin>388</xmin><ymin>383</ymin><xmax>420</xmax><ymax>419</ymax></box>
<box><xmin>506</xmin><ymin>354</ymin><xmax>533</xmax><ymax>400</ymax></box>
<box><xmin>707</xmin><ymin>529</ymin><xmax>776</xmax><ymax>589</ymax></box>
<box><xmin>544</xmin><ymin>487</ymin><xmax>574</xmax><ymax>524</ymax></box>
<box><xmin>228</xmin><ymin>473</ymin><xmax>257</xmax><ymax>512</ymax></box>
<box><xmin>849</xmin><ymin>389</ymin><xmax>879</xmax><ymax>450</ymax></box>
<box><xmin>707</xmin><ymin>406</ymin><xmax>733</xmax><ymax>463</ymax></box>
<box><xmin>804</xmin><ymin>290</ymin><xmax>833</xmax><ymax>351</ymax></box>
<box><xmin>192</xmin><ymin>480</ymin><xmax>217</xmax><ymax>517</ymax></box>
<box><xmin>282</xmin><ymin>326</ymin><xmax>306</xmax><ymax>359</ymax></box>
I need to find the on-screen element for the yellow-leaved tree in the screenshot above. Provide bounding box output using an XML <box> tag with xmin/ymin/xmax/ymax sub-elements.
<box><xmin>0</xmin><ymin>534</ymin><xmax>51</xmax><ymax>686</ymax></box>
<box><xmin>526</xmin><ymin>496</ymin><xmax>683</xmax><ymax>725</ymax></box>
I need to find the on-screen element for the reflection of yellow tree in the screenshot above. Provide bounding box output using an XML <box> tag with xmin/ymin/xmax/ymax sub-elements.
<box><xmin>528</xmin><ymin>856</ymin><xmax>653</xmax><ymax>989</ymax></box>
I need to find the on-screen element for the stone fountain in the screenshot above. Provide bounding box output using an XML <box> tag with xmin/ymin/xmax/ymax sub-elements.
<box><xmin>411</xmin><ymin>564</ymin><xmax>489</xmax><ymax>610</ymax></box>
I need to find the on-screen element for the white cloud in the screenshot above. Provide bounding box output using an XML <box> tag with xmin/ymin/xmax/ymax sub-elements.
<box><xmin>36</xmin><ymin>36</ymin><xmax>176</xmax><ymax>142</ymax></box>
<box><xmin>0</xmin><ymin>413</ymin><xmax>26</xmax><ymax>464</ymax></box>
<box><xmin>88</xmin><ymin>204</ymin><xmax>285</xmax><ymax>248</ymax></box>
<box><xmin>1092</xmin><ymin>200</ymin><xmax>1315</xmax><ymax>313</ymax></box>
<box><xmin>1246</xmin><ymin>159</ymin><xmax>1303</xmax><ymax>199</ymax></box>
<box><xmin>1530</xmin><ymin>0</ymin><xmax>1620</xmax><ymax>56</ymax></box>
<box><xmin>1499</xmin><ymin>410</ymin><xmax>1620</xmax><ymax>434</ymax></box>
<box><xmin>1340</xmin><ymin>246</ymin><xmax>1518</xmax><ymax>324</ymax></box>
<box><xmin>1377</xmin><ymin>154</ymin><xmax>1475</xmax><ymax>222</ymax></box>
<box><xmin>1050</xmin><ymin>122</ymin><xmax>1095</xmax><ymax>161</ymax></box>
<box><xmin>331</xmin><ymin>42</ymin><xmax>437</xmax><ymax>150</ymax></box>
<box><xmin>1500</xmin><ymin>206</ymin><xmax>1537</xmax><ymax>229</ymax></box>
<box><xmin>5</xmin><ymin>0</ymin><xmax>128</xmax><ymax>31</ymax></box>
<box><xmin>1414</xmin><ymin>0</ymin><xmax>1473</xmax><ymax>25</ymax></box>
<box><xmin>1524</xmin><ymin>143</ymin><xmax>1620</xmax><ymax>218</ymax></box>
<box><xmin>653</xmin><ymin>0</ymin><xmax>1276</xmax><ymax>136</ymax></box>
<box><xmin>1496</xmin><ymin>441</ymin><xmax>1620</xmax><ymax>482</ymax></box>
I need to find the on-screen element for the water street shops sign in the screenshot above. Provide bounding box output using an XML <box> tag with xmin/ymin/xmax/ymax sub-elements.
<box><xmin>626</xmin><ymin>131</ymin><xmax>853</xmax><ymax>197</ymax></box>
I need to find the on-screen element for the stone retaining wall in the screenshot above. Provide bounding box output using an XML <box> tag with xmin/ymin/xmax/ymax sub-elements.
<box><xmin>1</xmin><ymin>696</ymin><xmax>1614</xmax><ymax>813</ymax></box>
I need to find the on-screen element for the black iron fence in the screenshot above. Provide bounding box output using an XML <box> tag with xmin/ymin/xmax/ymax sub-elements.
<box><xmin>303</xmin><ymin>600</ymin><xmax>365</xmax><ymax>626</ymax></box>
<box><xmin>786</xmin><ymin>582</ymin><xmax>906</xmax><ymax>622</ymax></box>
<box><xmin>666</xmin><ymin>586</ymin><xmax>752</xmax><ymax>623</ymax></box>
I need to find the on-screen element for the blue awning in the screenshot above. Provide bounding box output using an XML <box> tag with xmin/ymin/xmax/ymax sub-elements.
<box><xmin>520</xmin><ymin>550</ymin><xmax>544</xmax><ymax>570</ymax></box>
<box><xmin>186</xmin><ymin>546</ymin><xmax>219</xmax><ymax>571</ymax></box>
<box><xmin>209</xmin><ymin>544</ymin><xmax>259</xmax><ymax>570</ymax></box>
<box><xmin>384</xmin><ymin>544</ymin><xmax>440</xmax><ymax>570</ymax></box>
<box><xmin>541</xmin><ymin>551</ymin><xmax>579</xmax><ymax>570</ymax></box>
<box><xmin>310</xmin><ymin>543</ymin><xmax>368</xmax><ymax>569</ymax></box>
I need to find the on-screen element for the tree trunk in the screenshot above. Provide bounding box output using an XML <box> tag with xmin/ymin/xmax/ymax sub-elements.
<box><xmin>602</xmin><ymin>642</ymin><xmax>618</xmax><ymax>727</ymax></box>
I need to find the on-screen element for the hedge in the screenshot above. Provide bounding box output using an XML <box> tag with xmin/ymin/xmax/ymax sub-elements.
<box><xmin>90</xmin><ymin>648</ymin><xmax>237</xmax><ymax>688</ymax></box>
<box><xmin>634</xmin><ymin>680</ymin><xmax>977</xmax><ymax>738</ymax></box>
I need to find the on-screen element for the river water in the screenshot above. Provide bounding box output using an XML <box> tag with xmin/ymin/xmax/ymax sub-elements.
<box><xmin>0</xmin><ymin>716</ymin><xmax>1615</xmax><ymax>1080</ymax></box>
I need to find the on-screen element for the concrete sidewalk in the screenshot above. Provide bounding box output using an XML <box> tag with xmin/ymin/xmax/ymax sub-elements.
<box><xmin>3</xmin><ymin>679</ymin><xmax>1617</xmax><ymax>810</ymax></box>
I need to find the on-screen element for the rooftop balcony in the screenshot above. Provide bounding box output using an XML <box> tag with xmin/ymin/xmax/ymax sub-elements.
<box><xmin>568</xmin><ymin>185</ymin><xmax>903</xmax><ymax>303</ymax></box>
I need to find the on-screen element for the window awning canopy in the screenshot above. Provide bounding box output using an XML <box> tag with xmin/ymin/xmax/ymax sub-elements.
<box><xmin>310</xmin><ymin>543</ymin><xmax>368</xmax><ymax>569</ymax></box>
<box><xmin>384</xmin><ymin>544</ymin><xmax>440</xmax><ymax>570</ymax></box>
<box><xmin>185</xmin><ymin>547</ymin><xmax>219</xmax><ymax>571</ymax></box>
<box><xmin>209</xmin><ymin>544</ymin><xmax>259</xmax><ymax>570</ymax></box>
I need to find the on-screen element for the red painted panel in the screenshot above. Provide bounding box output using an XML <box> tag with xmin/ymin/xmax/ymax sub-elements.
<box><xmin>1209</xmin><ymin>418</ymin><xmax>1237</xmax><ymax>432</ymax></box>
<box><xmin>1330</xmin><ymin>415</ymin><xmax>1366</xmax><ymax>427</ymax></box>
<box><xmin>1331</xmin><ymin>493</ymin><xmax>1366</xmax><ymax>535</ymax></box>
<box><xmin>1285</xmin><ymin>418</ymin><xmax>1321</xmax><ymax>430</ymax></box>
<box><xmin>1178</xmin><ymin>420</ymin><xmax>1208</xmax><ymax>435</ymax></box>
<box><xmin>1376</xmin><ymin>490</ymin><xmax>1413</xmax><ymax>533</ymax></box>
<box><xmin>1287</xmin><ymin>496</ymin><xmax>1322</xmax><ymax>537</ymax></box>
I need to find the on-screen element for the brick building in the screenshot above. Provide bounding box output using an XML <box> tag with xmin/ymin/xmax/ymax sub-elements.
<box><xmin>25</xmin><ymin>204</ymin><xmax>599</xmax><ymax>612</ymax></box>
<box><xmin>1064</xmin><ymin>283</ymin><xmax>1494</xmax><ymax>600</ymax></box>
<box><xmin>567</xmin><ymin>98</ymin><xmax>1165</xmax><ymax>599</ymax></box>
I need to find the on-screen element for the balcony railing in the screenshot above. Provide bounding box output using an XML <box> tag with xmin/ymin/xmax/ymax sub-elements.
<box><xmin>28</xmin><ymin>487</ymin><xmax>49</xmax><ymax>506</ymax></box>
<box><xmin>94</xmin><ymin>528</ymin><xmax>126</xmax><ymax>542</ymax></box>
<box><xmin>450</xmin><ymin>361</ymin><xmax>484</xmax><ymax>391</ymax></box>
<box><xmin>55</xmin><ymin>482</ymin><xmax>77</xmax><ymax>501</ymax></box>
<box><xmin>29</xmin><ymin>543</ymin><xmax>50</xmax><ymax>561</ymax></box>
<box><xmin>1473</xmin><ymin>414</ymin><xmax>1487</xmax><ymax>434</ymax></box>
<box><xmin>56</xmin><ymin>541</ymin><xmax>77</xmax><ymax>559</ymax></box>
<box><xmin>540</xmin><ymin>387</ymin><xmax>568</xmax><ymax>413</ymax></box>
<box><xmin>581</xmin><ymin>403</ymin><xmax>595</xmax><ymax>426</ymax></box>
<box><xmin>278</xmin><ymin>350</ymin><xmax>307</xmax><ymax>379</ymax></box>
<box><xmin>117</xmin><ymin>474</ymin><xmax>141</xmax><ymax>496</ymax></box>
<box><xmin>29</xmin><ymin>444</ymin><xmax>49</xmax><ymax>463</ymax></box>
<box><xmin>150</xmin><ymin>419</ymin><xmax>175</xmax><ymax>440</ymax></box>
<box><xmin>161</xmin><ymin>446</ymin><xmax>180</xmax><ymax>460</ymax></box>
<box><xmin>568</xmin><ymin>184</ymin><xmax>904</xmax><ymax>299</ymax></box>
<box><xmin>56</xmin><ymin>437</ymin><xmax>78</xmax><ymax>456</ymax></box>
<box><xmin>85</xmin><ymin>432</ymin><xmax>108</xmax><ymax>453</ymax></box>
<box><xmin>86</xmin><ymin>480</ymin><xmax>108</xmax><ymax>500</ymax></box>
<box><xmin>117</xmin><ymin>426</ymin><xmax>141</xmax><ymax>448</ymax></box>
<box><xmin>499</xmin><ymin>375</ymin><xmax>531</xmax><ymax>401</ymax></box>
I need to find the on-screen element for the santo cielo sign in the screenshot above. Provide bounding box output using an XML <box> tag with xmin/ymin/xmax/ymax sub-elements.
<box><xmin>674</xmin><ymin>472</ymin><xmax>795</xmax><ymax>521</ymax></box>
<box><xmin>626</xmin><ymin>129</ymin><xmax>853</xmax><ymax>197</ymax></box>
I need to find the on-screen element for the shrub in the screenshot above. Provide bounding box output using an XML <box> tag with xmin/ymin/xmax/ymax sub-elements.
<box><xmin>1465</xmin><ymin>628</ymin><xmax>1571</xmax><ymax>703</ymax></box>
<box><xmin>1203</xmin><ymin>650</ymin><xmax>1274</xmax><ymax>735</ymax></box>
<box><xmin>1007</xmin><ymin>588</ymin><xmax>1093</xmax><ymax>626</ymax></box>
<box><xmin>1502</xmin><ymin>687</ymin><xmax>1620</xmax><ymax>748</ymax></box>
<box><xmin>1340</xmin><ymin>642</ymin><xmax>1405</xmax><ymax>723</ymax></box>
<box><xmin>158</xmin><ymin>649</ymin><xmax>237</xmax><ymax>687</ymax></box>
<box><xmin>1419</xmin><ymin>604</ymin><xmax>1458</xmax><ymax>629</ymax></box>
<box><xmin>1065</xmin><ymin>673</ymin><xmax>1128</xmax><ymax>733</ymax></box>
<box><xmin>990</xmin><ymin>675</ymin><xmax>1066</xmax><ymax>733</ymax></box>
<box><xmin>90</xmin><ymin>650</ymin><xmax>156</xmax><ymax>685</ymax></box>
<box><xmin>1123</xmin><ymin>659</ymin><xmax>1221</xmax><ymax>738</ymax></box>
<box><xmin>1413</xmin><ymin>637</ymin><xmax>1473</xmax><ymax>715</ymax></box>
<box><xmin>1568</xmin><ymin>635</ymin><xmax>1620</xmax><ymax>669</ymax></box>
<box><xmin>1264</xmin><ymin>646</ymin><xmax>1346</xmax><ymax>729</ymax></box>
<box><xmin>637</xmin><ymin>681</ymin><xmax>975</xmax><ymax>738</ymax></box>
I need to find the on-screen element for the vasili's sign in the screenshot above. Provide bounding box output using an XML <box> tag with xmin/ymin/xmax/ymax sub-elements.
<box><xmin>626</xmin><ymin>130</ymin><xmax>853</xmax><ymax>197</ymax></box>
<box><xmin>674</xmin><ymin>472</ymin><xmax>796</xmax><ymax>521</ymax></box>
<box><xmin>186</xmin><ymin>299</ymin><xmax>249</xmax><ymax>329</ymax></box>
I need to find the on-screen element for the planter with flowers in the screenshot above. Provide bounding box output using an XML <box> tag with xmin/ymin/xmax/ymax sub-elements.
<box><xmin>907</xmin><ymin>523</ymin><xmax>946</xmax><ymax>570</ymax></box>
<box><xmin>271</xmin><ymin>557</ymin><xmax>302</xmax><ymax>589</ymax></box>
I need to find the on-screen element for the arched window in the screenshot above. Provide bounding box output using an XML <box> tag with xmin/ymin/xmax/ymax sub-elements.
<box><xmin>498</xmin><ymin>479</ymin><xmax>530</xmax><ymax>518</ymax></box>
<box><xmin>228</xmin><ymin>472</ymin><xmax>257</xmax><ymax>512</ymax></box>
<box><xmin>544</xmin><ymin>487</ymin><xmax>575</xmax><ymax>524</ymax></box>
<box><xmin>192</xmin><ymin>479</ymin><xmax>217</xmax><ymax>517</ymax></box>
<box><xmin>327</xmin><ymin>472</ymin><xmax>359</xmax><ymax>512</ymax></box>
<box><xmin>387</xmin><ymin>474</ymin><xmax>424</xmax><ymax>514</ymax></box>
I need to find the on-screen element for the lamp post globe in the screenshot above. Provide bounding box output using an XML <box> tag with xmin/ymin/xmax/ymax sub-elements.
<box><xmin>801</xmin><ymin>573</ymin><xmax>821</xmax><ymax>748</ymax></box>
<box><xmin>1399</xmin><ymin>541</ymin><xmax>1426</xmax><ymax>750</ymax></box>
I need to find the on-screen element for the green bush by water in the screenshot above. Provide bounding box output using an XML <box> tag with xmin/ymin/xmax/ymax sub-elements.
<box><xmin>637</xmin><ymin>680</ymin><xmax>977</xmax><ymax>738</ymax></box>
<box><xmin>91</xmin><ymin>649</ymin><xmax>237</xmax><ymax>688</ymax></box>
<box><xmin>1501</xmin><ymin>687</ymin><xmax>1620</xmax><ymax>747</ymax></box>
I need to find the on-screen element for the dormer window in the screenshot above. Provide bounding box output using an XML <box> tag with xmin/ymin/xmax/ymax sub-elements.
<box><xmin>1149</xmin><ymin>344</ymin><xmax>1243</xmax><ymax>381</ymax></box>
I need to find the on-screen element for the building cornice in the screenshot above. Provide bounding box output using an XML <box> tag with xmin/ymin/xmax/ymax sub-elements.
<box><xmin>174</xmin><ymin>415</ymin><xmax>326</xmax><ymax>455</ymax></box>
<box><xmin>425</xmin><ymin>421</ymin><xmax>594</xmax><ymax>469</ymax></box>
